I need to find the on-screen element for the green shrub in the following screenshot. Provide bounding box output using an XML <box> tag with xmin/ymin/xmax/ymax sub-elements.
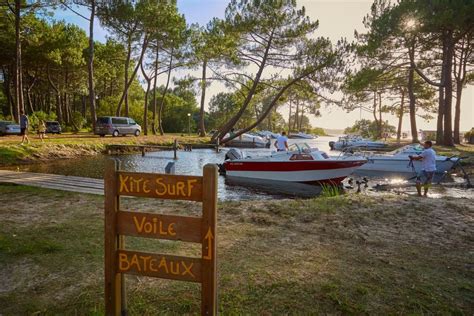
<box><xmin>70</xmin><ymin>111</ymin><xmax>86</xmax><ymax>132</ymax></box>
<box><xmin>29</xmin><ymin>111</ymin><xmax>57</xmax><ymax>129</ymax></box>
<box><xmin>464</xmin><ymin>128</ymin><xmax>474</xmax><ymax>144</ymax></box>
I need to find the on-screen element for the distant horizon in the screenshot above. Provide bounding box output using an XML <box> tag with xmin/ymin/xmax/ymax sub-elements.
<box><xmin>52</xmin><ymin>0</ymin><xmax>473</xmax><ymax>131</ymax></box>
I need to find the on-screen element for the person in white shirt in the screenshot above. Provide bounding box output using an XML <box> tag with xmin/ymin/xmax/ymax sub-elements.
<box><xmin>274</xmin><ymin>131</ymin><xmax>289</xmax><ymax>151</ymax></box>
<box><xmin>409</xmin><ymin>140</ymin><xmax>437</xmax><ymax>197</ymax></box>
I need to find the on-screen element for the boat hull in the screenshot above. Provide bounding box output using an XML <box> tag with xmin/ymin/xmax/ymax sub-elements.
<box><xmin>224</xmin><ymin>160</ymin><xmax>365</xmax><ymax>184</ymax></box>
<box><xmin>357</xmin><ymin>158</ymin><xmax>457</xmax><ymax>174</ymax></box>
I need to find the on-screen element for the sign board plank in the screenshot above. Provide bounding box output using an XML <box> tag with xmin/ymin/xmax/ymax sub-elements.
<box><xmin>117</xmin><ymin>250</ymin><xmax>202</xmax><ymax>283</ymax></box>
<box><xmin>117</xmin><ymin>171</ymin><xmax>203</xmax><ymax>201</ymax></box>
<box><xmin>104</xmin><ymin>160</ymin><xmax>123</xmax><ymax>316</ymax></box>
<box><xmin>117</xmin><ymin>211</ymin><xmax>202</xmax><ymax>243</ymax></box>
<box><xmin>201</xmin><ymin>165</ymin><xmax>218</xmax><ymax>315</ymax></box>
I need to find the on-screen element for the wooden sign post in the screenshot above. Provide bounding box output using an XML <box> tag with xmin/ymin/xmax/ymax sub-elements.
<box><xmin>104</xmin><ymin>160</ymin><xmax>218</xmax><ymax>315</ymax></box>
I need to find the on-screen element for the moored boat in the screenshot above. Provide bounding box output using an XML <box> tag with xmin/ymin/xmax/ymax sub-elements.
<box><xmin>289</xmin><ymin>132</ymin><xmax>318</xmax><ymax>139</ymax></box>
<box><xmin>226</xmin><ymin>133</ymin><xmax>270</xmax><ymax>148</ymax></box>
<box><xmin>256</xmin><ymin>130</ymin><xmax>280</xmax><ymax>139</ymax></box>
<box><xmin>329</xmin><ymin>135</ymin><xmax>386</xmax><ymax>150</ymax></box>
<box><xmin>223</xmin><ymin>143</ymin><xmax>366</xmax><ymax>184</ymax></box>
<box><xmin>347</xmin><ymin>144</ymin><xmax>460</xmax><ymax>174</ymax></box>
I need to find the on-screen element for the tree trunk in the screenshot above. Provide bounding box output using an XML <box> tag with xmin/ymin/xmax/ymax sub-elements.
<box><xmin>143</xmin><ymin>80</ymin><xmax>150</xmax><ymax>136</ymax></box>
<box><xmin>47</xmin><ymin>67</ymin><xmax>62</xmax><ymax>124</ymax></box>
<box><xmin>140</xmin><ymin>58</ymin><xmax>152</xmax><ymax>136</ymax></box>
<box><xmin>64</xmin><ymin>70</ymin><xmax>70</xmax><ymax>123</ymax></box>
<box><xmin>88</xmin><ymin>0</ymin><xmax>97</xmax><ymax>130</ymax></box>
<box><xmin>454</xmin><ymin>83</ymin><xmax>462</xmax><ymax>144</ymax></box>
<box><xmin>82</xmin><ymin>95</ymin><xmax>86</xmax><ymax>117</ymax></box>
<box><xmin>294</xmin><ymin>99</ymin><xmax>299</xmax><ymax>131</ymax></box>
<box><xmin>372</xmin><ymin>91</ymin><xmax>379</xmax><ymax>124</ymax></box>
<box><xmin>117</xmin><ymin>38</ymin><xmax>132</xmax><ymax>116</ymax></box>
<box><xmin>116</xmin><ymin>35</ymin><xmax>148</xmax><ymax>117</ymax></box>
<box><xmin>397</xmin><ymin>90</ymin><xmax>405</xmax><ymax>142</ymax></box>
<box><xmin>436</xmin><ymin>86</ymin><xmax>445</xmax><ymax>144</ymax></box>
<box><xmin>2</xmin><ymin>67</ymin><xmax>13</xmax><ymax>117</ymax></box>
<box><xmin>287</xmin><ymin>98</ymin><xmax>292</xmax><ymax>134</ymax></box>
<box><xmin>299</xmin><ymin>106</ymin><xmax>305</xmax><ymax>131</ymax></box>
<box><xmin>443</xmin><ymin>33</ymin><xmax>454</xmax><ymax>146</ymax></box>
<box><xmin>26</xmin><ymin>75</ymin><xmax>36</xmax><ymax>114</ymax></box>
<box><xmin>453</xmin><ymin>35</ymin><xmax>469</xmax><ymax>144</ymax></box>
<box><xmin>157</xmin><ymin>51</ymin><xmax>173</xmax><ymax>136</ymax></box>
<box><xmin>199</xmin><ymin>59</ymin><xmax>207</xmax><ymax>137</ymax></box>
<box><xmin>378</xmin><ymin>92</ymin><xmax>383</xmax><ymax>139</ymax></box>
<box><xmin>14</xmin><ymin>0</ymin><xmax>24</xmax><ymax>121</ymax></box>
<box><xmin>152</xmin><ymin>45</ymin><xmax>159</xmax><ymax>135</ymax></box>
<box><xmin>407</xmin><ymin>45</ymin><xmax>418</xmax><ymax>142</ymax></box>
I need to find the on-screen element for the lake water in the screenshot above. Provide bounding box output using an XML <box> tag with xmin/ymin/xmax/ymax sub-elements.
<box><xmin>10</xmin><ymin>136</ymin><xmax>472</xmax><ymax>200</ymax></box>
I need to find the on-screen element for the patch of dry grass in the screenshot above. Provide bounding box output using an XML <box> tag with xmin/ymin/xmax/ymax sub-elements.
<box><xmin>0</xmin><ymin>184</ymin><xmax>473</xmax><ymax>314</ymax></box>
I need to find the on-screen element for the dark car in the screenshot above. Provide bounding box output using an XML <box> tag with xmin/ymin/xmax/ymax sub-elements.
<box><xmin>46</xmin><ymin>121</ymin><xmax>62</xmax><ymax>134</ymax></box>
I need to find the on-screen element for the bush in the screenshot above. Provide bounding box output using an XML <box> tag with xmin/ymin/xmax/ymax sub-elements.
<box><xmin>29</xmin><ymin>111</ymin><xmax>57</xmax><ymax>130</ymax></box>
<box><xmin>70</xmin><ymin>111</ymin><xmax>86</xmax><ymax>132</ymax></box>
<box><xmin>344</xmin><ymin>119</ymin><xmax>396</xmax><ymax>140</ymax></box>
<box><xmin>464</xmin><ymin>128</ymin><xmax>474</xmax><ymax>144</ymax></box>
<box><xmin>311</xmin><ymin>127</ymin><xmax>327</xmax><ymax>136</ymax></box>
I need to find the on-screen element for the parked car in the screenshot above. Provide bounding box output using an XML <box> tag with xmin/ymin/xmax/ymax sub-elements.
<box><xmin>94</xmin><ymin>116</ymin><xmax>142</xmax><ymax>137</ymax></box>
<box><xmin>0</xmin><ymin>121</ymin><xmax>21</xmax><ymax>136</ymax></box>
<box><xmin>45</xmin><ymin>121</ymin><xmax>62</xmax><ymax>134</ymax></box>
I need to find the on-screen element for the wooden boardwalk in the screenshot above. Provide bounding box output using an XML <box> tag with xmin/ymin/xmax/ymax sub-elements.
<box><xmin>0</xmin><ymin>170</ymin><xmax>104</xmax><ymax>195</ymax></box>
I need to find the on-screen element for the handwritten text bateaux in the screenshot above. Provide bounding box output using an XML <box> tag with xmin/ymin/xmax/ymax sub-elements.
<box><xmin>118</xmin><ymin>250</ymin><xmax>202</xmax><ymax>282</ymax></box>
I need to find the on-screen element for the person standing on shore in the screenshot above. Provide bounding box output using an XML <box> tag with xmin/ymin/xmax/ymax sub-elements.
<box><xmin>19</xmin><ymin>110</ymin><xmax>30</xmax><ymax>144</ymax></box>
<box><xmin>274</xmin><ymin>131</ymin><xmax>289</xmax><ymax>152</ymax></box>
<box><xmin>409</xmin><ymin>140</ymin><xmax>437</xmax><ymax>197</ymax></box>
<box><xmin>38</xmin><ymin>120</ymin><xmax>46</xmax><ymax>142</ymax></box>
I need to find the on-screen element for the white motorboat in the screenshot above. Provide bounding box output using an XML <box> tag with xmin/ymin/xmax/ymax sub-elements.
<box><xmin>223</xmin><ymin>143</ymin><xmax>366</xmax><ymax>184</ymax></box>
<box><xmin>257</xmin><ymin>130</ymin><xmax>280</xmax><ymax>139</ymax></box>
<box><xmin>329</xmin><ymin>135</ymin><xmax>386</xmax><ymax>150</ymax></box>
<box><xmin>289</xmin><ymin>132</ymin><xmax>317</xmax><ymax>139</ymax></box>
<box><xmin>346</xmin><ymin>144</ymin><xmax>460</xmax><ymax>174</ymax></box>
<box><xmin>226</xmin><ymin>133</ymin><xmax>270</xmax><ymax>148</ymax></box>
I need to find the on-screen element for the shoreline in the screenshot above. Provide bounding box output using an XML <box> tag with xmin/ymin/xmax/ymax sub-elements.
<box><xmin>0</xmin><ymin>134</ymin><xmax>211</xmax><ymax>166</ymax></box>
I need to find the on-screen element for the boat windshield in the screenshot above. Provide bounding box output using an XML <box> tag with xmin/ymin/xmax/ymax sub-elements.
<box><xmin>288</xmin><ymin>143</ymin><xmax>311</xmax><ymax>153</ymax></box>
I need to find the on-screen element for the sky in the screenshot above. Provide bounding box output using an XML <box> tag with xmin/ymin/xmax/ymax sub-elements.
<box><xmin>53</xmin><ymin>0</ymin><xmax>473</xmax><ymax>132</ymax></box>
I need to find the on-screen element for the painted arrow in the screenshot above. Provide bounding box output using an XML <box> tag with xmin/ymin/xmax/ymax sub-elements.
<box><xmin>203</xmin><ymin>227</ymin><xmax>214</xmax><ymax>260</ymax></box>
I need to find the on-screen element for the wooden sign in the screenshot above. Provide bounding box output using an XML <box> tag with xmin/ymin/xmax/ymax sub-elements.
<box><xmin>104</xmin><ymin>160</ymin><xmax>218</xmax><ymax>315</ymax></box>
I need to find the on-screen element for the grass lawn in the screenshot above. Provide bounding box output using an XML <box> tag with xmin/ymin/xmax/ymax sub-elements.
<box><xmin>0</xmin><ymin>184</ymin><xmax>472</xmax><ymax>314</ymax></box>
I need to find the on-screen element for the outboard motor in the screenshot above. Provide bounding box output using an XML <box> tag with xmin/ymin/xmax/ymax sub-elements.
<box><xmin>329</xmin><ymin>141</ymin><xmax>335</xmax><ymax>150</ymax></box>
<box><xmin>225</xmin><ymin>148</ymin><xmax>243</xmax><ymax>161</ymax></box>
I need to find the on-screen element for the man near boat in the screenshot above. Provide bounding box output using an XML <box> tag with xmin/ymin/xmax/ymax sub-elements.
<box><xmin>409</xmin><ymin>140</ymin><xmax>437</xmax><ymax>197</ymax></box>
<box><xmin>275</xmin><ymin>131</ymin><xmax>289</xmax><ymax>151</ymax></box>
